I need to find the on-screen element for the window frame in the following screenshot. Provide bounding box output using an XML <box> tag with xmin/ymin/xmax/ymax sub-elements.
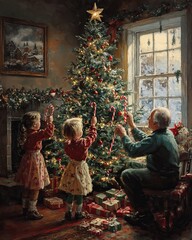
<box><xmin>122</xmin><ymin>10</ymin><xmax>187</xmax><ymax>126</ymax></box>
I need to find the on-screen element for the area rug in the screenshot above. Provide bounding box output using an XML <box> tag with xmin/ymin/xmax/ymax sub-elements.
<box><xmin>17</xmin><ymin>219</ymin><xmax>157</xmax><ymax>240</ymax></box>
<box><xmin>23</xmin><ymin>226</ymin><xmax>94</xmax><ymax>240</ymax></box>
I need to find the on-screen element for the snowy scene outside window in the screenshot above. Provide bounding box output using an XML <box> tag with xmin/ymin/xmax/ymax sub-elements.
<box><xmin>126</xmin><ymin>14</ymin><xmax>184</xmax><ymax>126</ymax></box>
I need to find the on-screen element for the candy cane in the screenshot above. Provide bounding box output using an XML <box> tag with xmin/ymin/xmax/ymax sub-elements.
<box><xmin>91</xmin><ymin>102</ymin><xmax>97</xmax><ymax>116</ymax></box>
<box><xmin>44</xmin><ymin>104</ymin><xmax>55</xmax><ymax>122</ymax></box>
<box><xmin>110</xmin><ymin>106</ymin><xmax>116</xmax><ymax>124</ymax></box>
<box><xmin>120</xmin><ymin>95</ymin><xmax>128</xmax><ymax>123</ymax></box>
<box><xmin>108</xmin><ymin>132</ymin><xmax>116</xmax><ymax>154</ymax></box>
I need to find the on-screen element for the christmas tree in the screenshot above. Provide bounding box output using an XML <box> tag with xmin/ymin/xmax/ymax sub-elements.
<box><xmin>44</xmin><ymin>4</ymin><xmax>142</xmax><ymax>190</ymax></box>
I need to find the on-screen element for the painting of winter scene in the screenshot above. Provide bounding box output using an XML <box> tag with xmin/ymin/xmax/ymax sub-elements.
<box><xmin>1</xmin><ymin>17</ymin><xmax>47</xmax><ymax>76</ymax></box>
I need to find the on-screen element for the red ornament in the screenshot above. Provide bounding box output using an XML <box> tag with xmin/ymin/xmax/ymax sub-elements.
<box><xmin>93</xmin><ymin>90</ymin><xmax>98</xmax><ymax>95</ymax></box>
<box><xmin>98</xmin><ymin>78</ymin><xmax>103</xmax><ymax>83</ymax></box>
<box><xmin>49</xmin><ymin>89</ymin><xmax>56</xmax><ymax>97</ymax></box>
<box><xmin>87</xmin><ymin>36</ymin><xmax>93</xmax><ymax>41</ymax></box>
<box><xmin>108</xmin><ymin>55</ymin><xmax>113</xmax><ymax>61</ymax></box>
<box><xmin>118</xmin><ymin>111</ymin><xmax>123</xmax><ymax>116</ymax></box>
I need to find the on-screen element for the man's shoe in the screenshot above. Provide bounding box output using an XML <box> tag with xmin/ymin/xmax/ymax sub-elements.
<box><xmin>64</xmin><ymin>211</ymin><xmax>72</xmax><ymax>221</ymax></box>
<box><xmin>124</xmin><ymin>211</ymin><xmax>154</xmax><ymax>229</ymax></box>
<box><xmin>75</xmin><ymin>212</ymin><xmax>85</xmax><ymax>220</ymax></box>
<box><xmin>27</xmin><ymin>210</ymin><xmax>43</xmax><ymax>220</ymax></box>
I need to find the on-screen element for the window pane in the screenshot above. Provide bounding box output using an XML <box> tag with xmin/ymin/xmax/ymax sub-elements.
<box><xmin>154</xmin><ymin>52</ymin><xmax>167</xmax><ymax>74</ymax></box>
<box><xmin>139</xmin><ymin>79</ymin><xmax>153</xmax><ymax>97</ymax></box>
<box><xmin>168</xmin><ymin>49</ymin><xmax>181</xmax><ymax>73</ymax></box>
<box><xmin>169</xmin><ymin>98</ymin><xmax>181</xmax><ymax>125</ymax></box>
<box><xmin>139</xmin><ymin>98</ymin><xmax>153</xmax><ymax>123</ymax></box>
<box><xmin>168</xmin><ymin>77</ymin><xmax>181</xmax><ymax>96</ymax></box>
<box><xmin>168</xmin><ymin>28</ymin><xmax>181</xmax><ymax>49</ymax></box>
<box><xmin>154</xmin><ymin>98</ymin><xmax>167</xmax><ymax>108</ymax></box>
<box><xmin>154</xmin><ymin>77</ymin><xmax>167</xmax><ymax>97</ymax></box>
<box><xmin>154</xmin><ymin>31</ymin><xmax>167</xmax><ymax>51</ymax></box>
<box><xmin>140</xmin><ymin>33</ymin><xmax>153</xmax><ymax>53</ymax></box>
<box><xmin>140</xmin><ymin>53</ymin><xmax>154</xmax><ymax>75</ymax></box>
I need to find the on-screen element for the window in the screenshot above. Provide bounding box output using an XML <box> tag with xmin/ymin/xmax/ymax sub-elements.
<box><xmin>125</xmin><ymin>11</ymin><xmax>187</xmax><ymax>126</ymax></box>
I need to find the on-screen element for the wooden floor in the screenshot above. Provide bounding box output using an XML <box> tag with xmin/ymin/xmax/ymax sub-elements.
<box><xmin>0</xmin><ymin>201</ymin><xmax>192</xmax><ymax>240</ymax></box>
<box><xmin>0</xmin><ymin>178</ymin><xmax>192</xmax><ymax>240</ymax></box>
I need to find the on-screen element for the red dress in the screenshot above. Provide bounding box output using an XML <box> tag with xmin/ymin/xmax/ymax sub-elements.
<box><xmin>59</xmin><ymin>125</ymin><xmax>97</xmax><ymax>195</ymax></box>
<box><xmin>15</xmin><ymin>123</ymin><xmax>54</xmax><ymax>190</ymax></box>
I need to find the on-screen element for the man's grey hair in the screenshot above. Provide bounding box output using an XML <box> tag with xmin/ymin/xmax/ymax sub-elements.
<box><xmin>152</xmin><ymin>107</ymin><xmax>171</xmax><ymax>128</ymax></box>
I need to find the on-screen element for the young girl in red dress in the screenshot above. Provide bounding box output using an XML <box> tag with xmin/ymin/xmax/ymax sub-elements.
<box><xmin>59</xmin><ymin>116</ymin><xmax>97</xmax><ymax>220</ymax></box>
<box><xmin>15</xmin><ymin>111</ymin><xmax>54</xmax><ymax>220</ymax></box>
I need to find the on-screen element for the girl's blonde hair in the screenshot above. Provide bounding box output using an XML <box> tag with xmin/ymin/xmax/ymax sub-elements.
<box><xmin>18</xmin><ymin>111</ymin><xmax>40</xmax><ymax>146</ymax></box>
<box><xmin>62</xmin><ymin>118</ymin><xmax>83</xmax><ymax>140</ymax></box>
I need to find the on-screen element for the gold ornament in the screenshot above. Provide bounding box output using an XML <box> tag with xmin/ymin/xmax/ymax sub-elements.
<box><xmin>87</xmin><ymin>3</ymin><xmax>103</xmax><ymax>21</ymax></box>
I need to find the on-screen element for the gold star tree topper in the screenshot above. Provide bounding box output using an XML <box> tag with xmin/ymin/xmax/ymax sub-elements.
<box><xmin>87</xmin><ymin>3</ymin><xmax>104</xmax><ymax>21</ymax></box>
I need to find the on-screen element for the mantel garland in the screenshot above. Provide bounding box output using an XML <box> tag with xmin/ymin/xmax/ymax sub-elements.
<box><xmin>0</xmin><ymin>87</ymin><xmax>68</xmax><ymax>110</ymax></box>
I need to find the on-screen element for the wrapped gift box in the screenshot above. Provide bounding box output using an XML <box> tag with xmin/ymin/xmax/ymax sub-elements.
<box><xmin>42</xmin><ymin>189</ymin><xmax>54</xmax><ymax>198</ymax></box>
<box><xmin>105</xmin><ymin>188</ymin><xmax>127</xmax><ymax>207</ymax></box>
<box><xmin>90</xmin><ymin>217</ymin><xmax>109</xmax><ymax>230</ymax></box>
<box><xmin>102</xmin><ymin>198</ymin><xmax>121</xmax><ymax>212</ymax></box>
<box><xmin>49</xmin><ymin>176</ymin><xmax>60</xmax><ymax>193</ymax></box>
<box><xmin>105</xmin><ymin>188</ymin><xmax>119</xmax><ymax>198</ymax></box>
<box><xmin>87</xmin><ymin>202</ymin><xmax>112</xmax><ymax>217</ymax></box>
<box><xmin>78</xmin><ymin>220</ymin><xmax>90</xmax><ymax>230</ymax></box>
<box><xmin>154</xmin><ymin>212</ymin><xmax>174</xmax><ymax>231</ymax></box>
<box><xmin>44</xmin><ymin>197</ymin><xmax>64</xmax><ymax>209</ymax></box>
<box><xmin>95</xmin><ymin>193</ymin><xmax>107</xmax><ymax>205</ymax></box>
<box><xmin>88</xmin><ymin>227</ymin><xmax>103</xmax><ymax>236</ymax></box>
<box><xmin>108</xmin><ymin>219</ymin><xmax>122</xmax><ymax>232</ymax></box>
<box><xmin>116</xmin><ymin>205</ymin><xmax>132</xmax><ymax>217</ymax></box>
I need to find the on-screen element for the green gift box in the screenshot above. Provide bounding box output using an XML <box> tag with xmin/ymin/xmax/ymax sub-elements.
<box><xmin>95</xmin><ymin>193</ymin><xmax>107</xmax><ymax>205</ymax></box>
<box><xmin>105</xmin><ymin>188</ymin><xmax>118</xmax><ymax>198</ymax></box>
<box><xmin>108</xmin><ymin>220</ymin><xmax>122</xmax><ymax>232</ymax></box>
<box><xmin>106</xmin><ymin>188</ymin><xmax>126</xmax><ymax>201</ymax></box>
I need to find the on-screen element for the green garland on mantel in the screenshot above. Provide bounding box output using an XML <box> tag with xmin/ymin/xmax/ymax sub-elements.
<box><xmin>115</xmin><ymin>0</ymin><xmax>192</xmax><ymax>21</ymax></box>
<box><xmin>0</xmin><ymin>87</ymin><xmax>67</xmax><ymax>111</ymax></box>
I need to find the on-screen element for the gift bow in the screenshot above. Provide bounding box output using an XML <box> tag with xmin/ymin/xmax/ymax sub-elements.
<box><xmin>169</xmin><ymin>122</ymin><xmax>184</xmax><ymax>136</ymax></box>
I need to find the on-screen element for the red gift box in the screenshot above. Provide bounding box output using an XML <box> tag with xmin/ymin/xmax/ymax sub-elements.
<box><xmin>154</xmin><ymin>212</ymin><xmax>174</xmax><ymax>231</ymax></box>
<box><xmin>116</xmin><ymin>205</ymin><xmax>133</xmax><ymax>217</ymax></box>
<box><xmin>87</xmin><ymin>202</ymin><xmax>112</xmax><ymax>217</ymax></box>
<box><xmin>49</xmin><ymin>176</ymin><xmax>60</xmax><ymax>193</ymax></box>
<box><xmin>44</xmin><ymin>197</ymin><xmax>64</xmax><ymax>209</ymax></box>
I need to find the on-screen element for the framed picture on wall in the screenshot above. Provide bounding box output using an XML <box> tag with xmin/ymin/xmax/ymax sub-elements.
<box><xmin>0</xmin><ymin>17</ymin><xmax>48</xmax><ymax>77</ymax></box>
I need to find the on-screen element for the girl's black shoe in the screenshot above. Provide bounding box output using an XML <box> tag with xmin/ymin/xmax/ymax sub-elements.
<box><xmin>64</xmin><ymin>211</ymin><xmax>72</xmax><ymax>220</ymax></box>
<box><xmin>27</xmin><ymin>210</ymin><xmax>43</xmax><ymax>220</ymax></box>
<box><xmin>75</xmin><ymin>212</ymin><xmax>85</xmax><ymax>220</ymax></box>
